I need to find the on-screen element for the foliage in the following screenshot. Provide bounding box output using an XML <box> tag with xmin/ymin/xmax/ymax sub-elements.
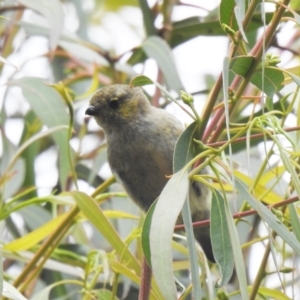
<box><xmin>1</xmin><ymin>0</ymin><xmax>300</xmax><ymax>299</ymax></box>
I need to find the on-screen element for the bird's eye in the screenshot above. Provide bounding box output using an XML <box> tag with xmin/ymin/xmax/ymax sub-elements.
<box><xmin>109</xmin><ymin>99</ymin><xmax>119</xmax><ymax>109</ymax></box>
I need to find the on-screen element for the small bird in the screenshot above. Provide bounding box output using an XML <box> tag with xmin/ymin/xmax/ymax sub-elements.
<box><xmin>85</xmin><ymin>84</ymin><xmax>215</xmax><ymax>263</ymax></box>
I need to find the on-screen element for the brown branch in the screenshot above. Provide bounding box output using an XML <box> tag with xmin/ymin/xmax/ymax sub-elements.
<box><xmin>138</xmin><ymin>258</ymin><xmax>152</xmax><ymax>300</ymax></box>
<box><xmin>207</xmin><ymin>125</ymin><xmax>300</xmax><ymax>148</ymax></box>
<box><xmin>175</xmin><ymin>196</ymin><xmax>299</xmax><ymax>230</ymax></box>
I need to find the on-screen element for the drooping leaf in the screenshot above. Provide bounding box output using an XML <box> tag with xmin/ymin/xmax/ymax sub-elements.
<box><xmin>235</xmin><ymin>176</ymin><xmax>300</xmax><ymax>255</ymax></box>
<box><xmin>173</xmin><ymin>121</ymin><xmax>198</xmax><ymax>173</ymax></box>
<box><xmin>8</xmin><ymin>77</ymin><xmax>71</xmax><ymax>189</ymax></box>
<box><xmin>289</xmin><ymin>204</ymin><xmax>300</xmax><ymax>242</ymax></box>
<box><xmin>138</xmin><ymin>0</ymin><xmax>157</xmax><ymax>36</ymax></box>
<box><xmin>4</xmin><ymin>214</ymin><xmax>68</xmax><ymax>251</ymax></box>
<box><xmin>70</xmin><ymin>191</ymin><xmax>141</xmax><ymax>274</ymax></box>
<box><xmin>141</xmin><ymin>199</ymin><xmax>157</xmax><ymax>266</ymax></box>
<box><xmin>211</xmin><ymin>190</ymin><xmax>234</xmax><ymax>286</ymax></box>
<box><xmin>150</xmin><ymin>169</ymin><xmax>189</xmax><ymax>299</ymax></box>
<box><xmin>142</xmin><ymin>36</ymin><xmax>183</xmax><ymax>93</ymax></box>
<box><xmin>213</xmin><ymin>188</ymin><xmax>248</xmax><ymax>297</ymax></box>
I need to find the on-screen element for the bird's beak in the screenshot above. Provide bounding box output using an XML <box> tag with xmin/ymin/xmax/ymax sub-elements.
<box><xmin>85</xmin><ymin>106</ymin><xmax>97</xmax><ymax>116</ymax></box>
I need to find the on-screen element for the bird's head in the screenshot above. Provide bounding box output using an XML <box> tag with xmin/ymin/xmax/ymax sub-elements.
<box><xmin>85</xmin><ymin>84</ymin><xmax>150</xmax><ymax>130</ymax></box>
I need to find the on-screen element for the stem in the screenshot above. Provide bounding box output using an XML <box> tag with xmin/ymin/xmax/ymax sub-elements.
<box><xmin>200</xmin><ymin>0</ymin><xmax>262</xmax><ymax>141</ymax></box>
<box><xmin>249</xmin><ymin>235</ymin><xmax>272</xmax><ymax>300</ymax></box>
<box><xmin>138</xmin><ymin>257</ymin><xmax>152</xmax><ymax>300</ymax></box>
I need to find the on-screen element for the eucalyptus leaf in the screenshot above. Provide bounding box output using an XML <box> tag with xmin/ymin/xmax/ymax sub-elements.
<box><xmin>211</xmin><ymin>190</ymin><xmax>234</xmax><ymax>286</ymax></box>
<box><xmin>70</xmin><ymin>191</ymin><xmax>141</xmax><ymax>273</ymax></box>
<box><xmin>251</xmin><ymin>67</ymin><xmax>284</xmax><ymax>97</ymax></box>
<box><xmin>173</xmin><ymin>122</ymin><xmax>198</xmax><ymax>173</ymax></box>
<box><xmin>150</xmin><ymin>169</ymin><xmax>189</xmax><ymax>300</ymax></box>
<box><xmin>235</xmin><ymin>177</ymin><xmax>300</xmax><ymax>255</ymax></box>
<box><xmin>289</xmin><ymin>204</ymin><xmax>300</xmax><ymax>242</ymax></box>
<box><xmin>230</xmin><ymin>56</ymin><xmax>255</xmax><ymax>77</ymax></box>
<box><xmin>142</xmin><ymin>36</ymin><xmax>183</xmax><ymax>93</ymax></box>
<box><xmin>8</xmin><ymin>77</ymin><xmax>71</xmax><ymax>190</ymax></box>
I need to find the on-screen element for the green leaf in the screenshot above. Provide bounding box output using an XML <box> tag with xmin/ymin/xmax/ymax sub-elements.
<box><xmin>104</xmin><ymin>0</ymin><xmax>138</xmax><ymax>10</ymax></box>
<box><xmin>142</xmin><ymin>36</ymin><xmax>183</xmax><ymax>93</ymax></box>
<box><xmin>289</xmin><ymin>204</ymin><xmax>300</xmax><ymax>242</ymax></box>
<box><xmin>70</xmin><ymin>191</ymin><xmax>141</xmax><ymax>274</ymax></box>
<box><xmin>126</xmin><ymin>48</ymin><xmax>147</xmax><ymax>65</ymax></box>
<box><xmin>256</xmin><ymin>287</ymin><xmax>292</xmax><ymax>300</ymax></box>
<box><xmin>97</xmin><ymin>289</ymin><xmax>120</xmax><ymax>300</ymax></box>
<box><xmin>211</xmin><ymin>190</ymin><xmax>234</xmax><ymax>286</ymax></box>
<box><xmin>230</xmin><ymin>56</ymin><xmax>255</xmax><ymax>77</ymax></box>
<box><xmin>231</xmin><ymin>59</ymin><xmax>284</xmax><ymax>97</ymax></box>
<box><xmin>220</xmin><ymin>0</ymin><xmax>238</xmax><ymax>31</ymax></box>
<box><xmin>138</xmin><ymin>0</ymin><xmax>157</xmax><ymax>36</ymax></box>
<box><xmin>235</xmin><ymin>177</ymin><xmax>300</xmax><ymax>255</ymax></box>
<box><xmin>215</xmin><ymin>187</ymin><xmax>248</xmax><ymax>297</ymax></box>
<box><xmin>170</xmin><ymin>17</ymin><xmax>224</xmax><ymax>48</ymax></box>
<box><xmin>173</xmin><ymin>122</ymin><xmax>203</xmax><ymax>297</ymax></box>
<box><xmin>20</xmin><ymin>110</ymin><xmax>42</xmax><ymax>198</ymax></box>
<box><xmin>150</xmin><ymin>169</ymin><xmax>189</xmax><ymax>299</ymax></box>
<box><xmin>8</xmin><ymin>77</ymin><xmax>71</xmax><ymax>189</ymax></box>
<box><xmin>170</xmin><ymin>12</ymin><xmax>274</xmax><ymax>48</ymax></box>
<box><xmin>290</xmin><ymin>0</ymin><xmax>300</xmax><ymax>10</ymax></box>
<box><xmin>251</xmin><ymin>67</ymin><xmax>284</xmax><ymax>97</ymax></box>
<box><xmin>181</xmin><ymin>195</ymin><xmax>202</xmax><ymax>298</ymax></box>
<box><xmin>141</xmin><ymin>199</ymin><xmax>157</xmax><ymax>266</ymax></box>
<box><xmin>18</xmin><ymin>0</ymin><xmax>63</xmax><ymax>50</ymax></box>
<box><xmin>129</xmin><ymin>75</ymin><xmax>154</xmax><ymax>87</ymax></box>
<box><xmin>4</xmin><ymin>213</ymin><xmax>66</xmax><ymax>251</ymax></box>
<box><xmin>173</xmin><ymin>122</ymin><xmax>198</xmax><ymax>173</ymax></box>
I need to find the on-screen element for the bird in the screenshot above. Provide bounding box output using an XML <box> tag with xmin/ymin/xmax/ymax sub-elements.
<box><xmin>85</xmin><ymin>84</ymin><xmax>215</xmax><ymax>263</ymax></box>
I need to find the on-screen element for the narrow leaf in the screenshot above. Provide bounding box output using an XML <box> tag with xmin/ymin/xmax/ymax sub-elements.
<box><xmin>173</xmin><ymin>122</ymin><xmax>198</xmax><ymax>172</ymax></box>
<box><xmin>181</xmin><ymin>195</ymin><xmax>202</xmax><ymax>298</ymax></box>
<box><xmin>141</xmin><ymin>200</ymin><xmax>157</xmax><ymax>266</ymax></box>
<box><xmin>71</xmin><ymin>191</ymin><xmax>140</xmax><ymax>274</ymax></box>
<box><xmin>8</xmin><ymin>77</ymin><xmax>71</xmax><ymax>189</ymax></box>
<box><xmin>138</xmin><ymin>0</ymin><xmax>157</xmax><ymax>36</ymax></box>
<box><xmin>142</xmin><ymin>36</ymin><xmax>183</xmax><ymax>93</ymax></box>
<box><xmin>150</xmin><ymin>169</ymin><xmax>189</xmax><ymax>299</ymax></box>
<box><xmin>173</xmin><ymin>121</ymin><xmax>202</xmax><ymax>297</ymax></box>
<box><xmin>4</xmin><ymin>214</ymin><xmax>68</xmax><ymax>251</ymax></box>
<box><xmin>211</xmin><ymin>190</ymin><xmax>234</xmax><ymax>286</ymax></box>
<box><xmin>218</xmin><ymin>190</ymin><xmax>248</xmax><ymax>299</ymax></box>
<box><xmin>289</xmin><ymin>204</ymin><xmax>300</xmax><ymax>242</ymax></box>
<box><xmin>235</xmin><ymin>177</ymin><xmax>300</xmax><ymax>255</ymax></box>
